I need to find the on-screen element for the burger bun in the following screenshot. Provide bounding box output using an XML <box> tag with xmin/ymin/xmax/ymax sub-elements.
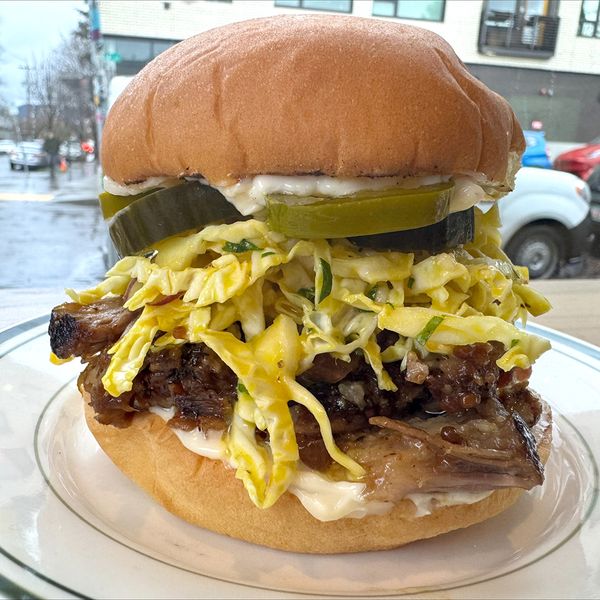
<box><xmin>83</xmin><ymin>391</ymin><xmax>551</xmax><ymax>554</ymax></box>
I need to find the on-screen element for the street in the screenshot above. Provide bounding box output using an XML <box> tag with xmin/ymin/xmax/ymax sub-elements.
<box><xmin>0</xmin><ymin>155</ymin><xmax>108</xmax><ymax>289</ymax></box>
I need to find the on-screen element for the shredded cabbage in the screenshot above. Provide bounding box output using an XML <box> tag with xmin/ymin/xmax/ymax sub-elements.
<box><xmin>71</xmin><ymin>205</ymin><xmax>551</xmax><ymax>508</ymax></box>
<box><xmin>378</xmin><ymin>306</ymin><xmax>550</xmax><ymax>369</ymax></box>
<box><xmin>198</xmin><ymin>315</ymin><xmax>364</xmax><ymax>508</ymax></box>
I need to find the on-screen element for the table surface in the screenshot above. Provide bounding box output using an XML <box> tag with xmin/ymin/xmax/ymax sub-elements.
<box><xmin>527</xmin><ymin>279</ymin><xmax>600</xmax><ymax>346</ymax></box>
<box><xmin>1</xmin><ymin>279</ymin><xmax>599</xmax><ymax>347</ymax></box>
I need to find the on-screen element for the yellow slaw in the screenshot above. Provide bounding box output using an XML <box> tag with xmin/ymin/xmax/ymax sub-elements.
<box><xmin>67</xmin><ymin>205</ymin><xmax>551</xmax><ymax>509</ymax></box>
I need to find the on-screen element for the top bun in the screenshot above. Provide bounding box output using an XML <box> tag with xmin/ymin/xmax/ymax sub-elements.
<box><xmin>102</xmin><ymin>15</ymin><xmax>524</xmax><ymax>187</ymax></box>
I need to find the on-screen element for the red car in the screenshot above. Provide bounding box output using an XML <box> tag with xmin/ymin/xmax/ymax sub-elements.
<box><xmin>554</xmin><ymin>137</ymin><xmax>600</xmax><ymax>181</ymax></box>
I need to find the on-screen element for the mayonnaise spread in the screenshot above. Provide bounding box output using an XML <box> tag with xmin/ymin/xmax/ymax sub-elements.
<box><xmin>406</xmin><ymin>491</ymin><xmax>493</xmax><ymax>518</ymax></box>
<box><xmin>103</xmin><ymin>174</ymin><xmax>490</xmax><ymax>216</ymax></box>
<box><xmin>149</xmin><ymin>406</ymin><xmax>492</xmax><ymax>522</ymax></box>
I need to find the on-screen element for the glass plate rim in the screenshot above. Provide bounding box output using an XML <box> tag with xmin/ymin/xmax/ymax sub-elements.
<box><xmin>1</xmin><ymin>315</ymin><xmax>599</xmax><ymax>599</ymax></box>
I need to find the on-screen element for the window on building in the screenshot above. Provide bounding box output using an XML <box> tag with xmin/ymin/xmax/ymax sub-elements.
<box><xmin>479</xmin><ymin>0</ymin><xmax>560</xmax><ymax>58</ymax></box>
<box><xmin>152</xmin><ymin>40</ymin><xmax>175</xmax><ymax>57</ymax></box>
<box><xmin>486</xmin><ymin>0</ymin><xmax>517</xmax><ymax>12</ymax></box>
<box><xmin>579</xmin><ymin>0</ymin><xmax>600</xmax><ymax>37</ymax></box>
<box><xmin>274</xmin><ymin>0</ymin><xmax>353</xmax><ymax>13</ymax></box>
<box><xmin>372</xmin><ymin>0</ymin><xmax>445</xmax><ymax>21</ymax></box>
<box><xmin>110</xmin><ymin>38</ymin><xmax>152</xmax><ymax>62</ymax></box>
<box><xmin>104</xmin><ymin>36</ymin><xmax>179</xmax><ymax>75</ymax></box>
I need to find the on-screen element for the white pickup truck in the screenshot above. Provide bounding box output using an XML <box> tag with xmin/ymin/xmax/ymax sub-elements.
<box><xmin>490</xmin><ymin>167</ymin><xmax>593</xmax><ymax>279</ymax></box>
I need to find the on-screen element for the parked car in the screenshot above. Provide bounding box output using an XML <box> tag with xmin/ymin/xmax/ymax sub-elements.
<box><xmin>59</xmin><ymin>140</ymin><xmax>85</xmax><ymax>162</ymax></box>
<box><xmin>490</xmin><ymin>167</ymin><xmax>593</xmax><ymax>279</ymax></box>
<box><xmin>9</xmin><ymin>141</ymin><xmax>50</xmax><ymax>170</ymax></box>
<box><xmin>554</xmin><ymin>137</ymin><xmax>600</xmax><ymax>181</ymax></box>
<box><xmin>587</xmin><ymin>165</ymin><xmax>600</xmax><ymax>257</ymax></box>
<box><xmin>0</xmin><ymin>139</ymin><xmax>16</xmax><ymax>155</ymax></box>
<box><xmin>521</xmin><ymin>130</ymin><xmax>552</xmax><ymax>169</ymax></box>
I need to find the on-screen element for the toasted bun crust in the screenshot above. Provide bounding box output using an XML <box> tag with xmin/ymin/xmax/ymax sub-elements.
<box><xmin>82</xmin><ymin>393</ymin><xmax>552</xmax><ymax>554</ymax></box>
<box><xmin>102</xmin><ymin>15</ymin><xmax>524</xmax><ymax>187</ymax></box>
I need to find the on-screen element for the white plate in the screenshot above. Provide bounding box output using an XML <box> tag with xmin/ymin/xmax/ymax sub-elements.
<box><xmin>0</xmin><ymin>317</ymin><xmax>599</xmax><ymax>599</ymax></box>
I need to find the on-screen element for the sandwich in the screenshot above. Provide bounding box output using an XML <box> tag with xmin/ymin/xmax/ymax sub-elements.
<box><xmin>48</xmin><ymin>15</ymin><xmax>553</xmax><ymax>554</ymax></box>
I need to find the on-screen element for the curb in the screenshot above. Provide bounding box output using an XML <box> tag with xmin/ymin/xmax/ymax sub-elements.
<box><xmin>52</xmin><ymin>195</ymin><xmax>99</xmax><ymax>205</ymax></box>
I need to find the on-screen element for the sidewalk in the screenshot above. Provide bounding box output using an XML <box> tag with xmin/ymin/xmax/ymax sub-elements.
<box><xmin>53</xmin><ymin>162</ymin><xmax>101</xmax><ymax>203</ymax></box>
<box><xmin>0</xmin><ymin>157</ymin><xmax>101</xmax><ymax>204</ymax></box>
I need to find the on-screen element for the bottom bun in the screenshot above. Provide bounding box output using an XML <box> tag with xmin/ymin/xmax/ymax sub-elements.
<box><xmin>82</xmin><ymin>391</ymin><xmax>552</xmax><ymax>554</ymax></box>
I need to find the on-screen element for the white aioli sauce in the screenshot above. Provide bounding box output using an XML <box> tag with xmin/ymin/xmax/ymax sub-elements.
<box><xmin>216</xmin><ymin>174</ymin><xmax>450</xmax><ymax>216</ymax></box>
<box><xmin>406</xmin><ymin>491</ymin><xmax>492</xmax><ymax>518</ymax></box>
<box><xmin>149</xmin><ymin>407</ymin><xmax>493</xmax><ymax>522</ymax></box>
<box><xmin>103</xmin><ymin>173</ymin><xmax>489</xmax><ymax>217</ymax></box>
<box><xmin>103</xmin><ymin>176</ymin><xmax>178</xmax><ymax>196</ymax></box>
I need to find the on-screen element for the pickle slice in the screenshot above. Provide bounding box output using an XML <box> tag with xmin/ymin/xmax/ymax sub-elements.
<box><xmin>99</xmin><ymin>189</ymin><xmax>157</xmax><ymax>219</ymax></box>
<box><xmin>350</xmin><ymin>207</ymin><xmax>475</xmax><ymax>252</ymax></box>
<box><xmin>266</xmin><ymin>183</ymin><xmax>454</xmax><ymax>239</ymax></box>
<box><xmin>108</xmin><ymin>181</ymin><xmax>243</xmax><ymax>257</ymax></box>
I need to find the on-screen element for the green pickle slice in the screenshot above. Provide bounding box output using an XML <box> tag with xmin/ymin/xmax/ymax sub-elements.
<box><xmin>99</xmin><ymin>188</ymin><xmax>161</xmax><ymax>219</ymax></box>
<box><xmin>266</xmin><ymin>182</ymin><xmax>454</xmax><ymax>239</ymax></box>
<box><xmin>350</xmin><ymin>207</ymin><xmax>474</xmax><ymax>252</ymax></box>
<box><xmin>107</xmin><ymin>181</ymin><xmax>243</xmax><ymax>257</ymax></box>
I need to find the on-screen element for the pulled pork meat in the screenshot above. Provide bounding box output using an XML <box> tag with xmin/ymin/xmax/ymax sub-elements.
<box><xmin>50</xmin><ymin>297</ymin><xmax>547</xmax><ymax>498</ymax></box>
<box><xmin>342</xmin><ymin>394</ymin><xmax>545</xmax><ymax>501</ymax></box>
<box><xmin>79</xmin><ymin>345</ymin><xmax>236</xmax><ymax>430</ymax></box>
<box><xmin>49</xmin><ymin>298</ymin><xmax>140</xmax><ymax>360</ymax></box>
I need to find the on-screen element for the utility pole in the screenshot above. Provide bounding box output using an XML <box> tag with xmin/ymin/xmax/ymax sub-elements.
<box><xmin>18</xmin><ymin>63</ymin><xmax>33</xmax><ymax>139</ymax></box>
<box><xmin>88</xmin><ymin>0</ymin><xmax>107</xmax><ymax>166</ymax></box>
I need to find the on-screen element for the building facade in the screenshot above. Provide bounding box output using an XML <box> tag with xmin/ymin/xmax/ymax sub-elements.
<box><xmin>98</xmin><ymin>0</ymin><xmax>600</xmax><ymax>143</ymax></box>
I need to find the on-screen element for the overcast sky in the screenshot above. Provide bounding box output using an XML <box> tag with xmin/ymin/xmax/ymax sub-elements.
<box><xmin>0</xmin><ymin>0</ymin><xmax>83</xmax><ymax>107</ymax></box>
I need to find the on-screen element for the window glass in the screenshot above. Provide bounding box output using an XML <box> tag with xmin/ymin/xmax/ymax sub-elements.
<box><xmin>114</xmin><ymin>38</ymin><xmax>152</xmax><ymax>61</ymax></box>
<box><xmin>275</xmin><ymin>0</ymin><xmax>352</xmax><ymax>11</ymax></box>
<box><xmin>152</xmin><ymin>40</ymin><xmax>174</xmax><ymax>56</ymax></box>
<box><xmin>104</xmin><ymin>38</ymin><xmax>117</xmax><ymax>54</ymax></box>
<box><xmin>397</xmin><ymin>0</ymin><xmax>444</xmax><ymax>20</ymax></box>
<box><xmin>487</xmin><ymin>0</ymin><xmax>517</xmax><ymax>12</ymax></box>
<box><xmin>582</xmin><ymin>0</ymin><xmax>599</xmax><ymax>20</ymax></box>
<box><xmin>524</xmin><ymin>0</ymin><xmax>546</xmax><ymax>16</ymax></box>
<box><xmin>372</xmin><ymin>1</ymin><xmax>396</xmax><ymax>17</ymax></box>
<box><xmin>579</xmin><ymin>0</ymin><xmax>600</xmax><ymax>36</ymax></box>
<box><xmin>302</xmin><ymin>0</ymin><xmax>351</xmax><ymax>11</ymax></box>
<box><xmin>373</xmin><ymin>0</ymin><xmax>445</xmax><ymax>22</ymax></box>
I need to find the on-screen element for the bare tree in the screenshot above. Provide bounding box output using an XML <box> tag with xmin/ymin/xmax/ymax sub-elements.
<box><xmin>25</xmin><ymin>8</ymin><xmax>95</xmax><ymax>143</ymax></box>
<box><xmin>0</xmin><ymin>18</ymin><xmax>13</xmax><ymax>138</ymax></box>
<box><xmin>27</xmin><ymin>56</ymin><xmax>63</xmax><ymax>139</ymax></box>
<box><xmin>0</xmin><ymin>102</ymin><xmax>13</xmax><ymax>138</ymax></box>
<box><xmin>58</xmin><ymin>8</ymin><xmax>95</xmax><ymax>141</ymax></box>
<box><xmin>0</xmin><ymin>16</ymin><xmax>4</xmax><ymax>88</ymax></box>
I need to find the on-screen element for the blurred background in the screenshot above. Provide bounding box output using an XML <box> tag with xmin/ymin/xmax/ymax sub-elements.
<box><xmin>0</xmin><ymin>0</ymin><xmax>599</xmax><ymax>297</ymax></box>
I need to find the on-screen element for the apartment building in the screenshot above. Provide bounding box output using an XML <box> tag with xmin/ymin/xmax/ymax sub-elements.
<box><xmin>98</xmin><ymin>0</ymin><xmax>600</xmax><ymax>142</ymax></box>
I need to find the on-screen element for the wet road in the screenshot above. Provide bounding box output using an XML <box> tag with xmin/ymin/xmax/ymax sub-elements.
<box><xmin>0</xmin><ymin>156</ymin><xmax>108</xmax><ymax>289</ymax></box>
